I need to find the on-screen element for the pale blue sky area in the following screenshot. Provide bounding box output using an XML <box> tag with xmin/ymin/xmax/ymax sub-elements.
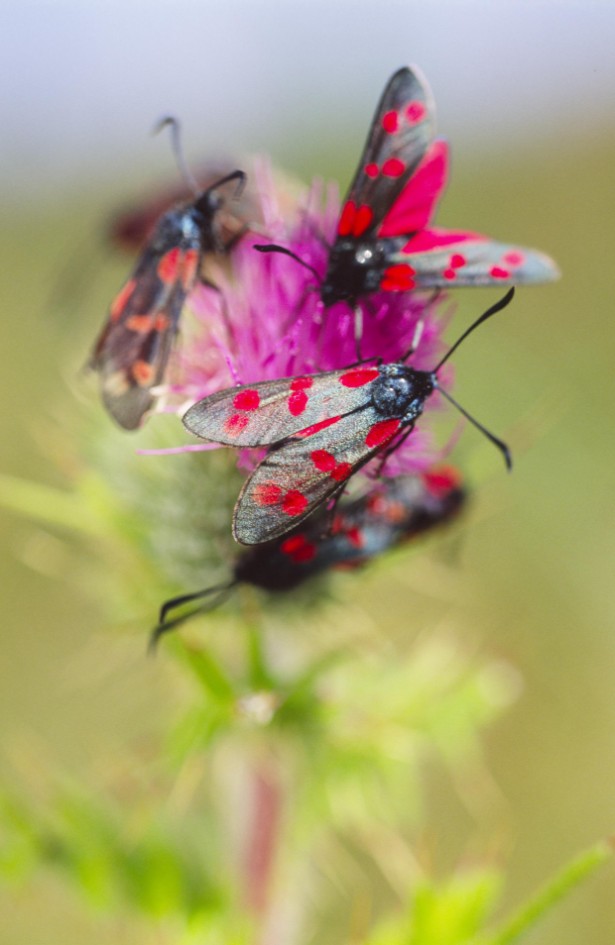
<box><xmin>2</xmin><ymin>0</ymin><xmax>614</xmax><ymax>199</ymax></box>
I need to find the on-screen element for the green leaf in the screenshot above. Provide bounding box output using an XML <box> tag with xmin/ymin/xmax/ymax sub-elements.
<box><xmin>0</xmin><ymin>472</ymin><xmax>100</xmax><ymax>535</ymax></box>
<box><xmin>482</xmin><ymin>838</ymin><xmax>614</xmax><ymax>945</ymax></box>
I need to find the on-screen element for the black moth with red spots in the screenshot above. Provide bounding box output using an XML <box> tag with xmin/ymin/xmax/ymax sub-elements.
<box><xmin>321</xmin><ymin>65</ymin><xmax>558</xmax><ymax>305</ymax></box>
<box><xmin>258</xmin><ymin>66</ymin><xmax>557</xmax><ymax>311</ymax></box>
<box><xmin>151</xmin><ymin>468</ymin><xmax>466</xmax><ymax>645</ymax></box>
<box><xmin>90</xmin><ymin>170</ymin><xmax>245</xmax><ymax>430</ymax></box>
<box><xmin>184</xmin><ymin>362</ymin><xmax>436</xmax><ymax>544</ymax></box>
<box><xmin>182</xmin><ymin>289</ymin><xmax>513</xmax><ymax>546</ymax></box>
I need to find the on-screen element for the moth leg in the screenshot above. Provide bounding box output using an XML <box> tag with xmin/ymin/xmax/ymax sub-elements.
<box><xmin>374</xmin><ymin>423</ymin><xmax>416</xmax><ymax>477</ymax></box>
<box><xmin>317</xmin><ymin>482</ymin><xmax>351</xmax><ymax>539</ymax></box>
<box><xmin>353</xmin><ymin>304</ymin><xmax>364</xmax><ymax>361</ymax></box>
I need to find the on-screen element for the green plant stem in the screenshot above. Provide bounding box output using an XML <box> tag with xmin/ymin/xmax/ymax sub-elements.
<box><xmin>485</xmin><ymin>837</ymin><xmax>614</xmax><ymax>945</ymax></box>
<box><xmin>243</xmin><ymin>761</ymin><xmax>283</xmax><ymax>937</ymax></box>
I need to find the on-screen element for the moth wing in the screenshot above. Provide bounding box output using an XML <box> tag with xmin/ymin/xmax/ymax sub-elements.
<box><xmin>389</xmin><ymin>227</ymin><xmax>560</xmax><ymax>288</ymax></box>
<box><xmin>233</xmin><ymin>407</ymin><xmax>406</xmax><ymax>544</ymax></box>
<box><xmin>376</xmin><ymin>139</ymin><xmax>448</xmax><ymax>238</ymax></box>
<box><xmin>182</xmin><ymin>366</ymin><xmax>382</xmax><ymax>447</ymax></box>
<box><xmin>91</xmin><ymin>237</ymin><xmax>201</xmax><ymax>429</ymax></box>
<box><xmin>342</xmin><ymin>66</ymin><xmax>436</xmax><ymax>234</ymax></box>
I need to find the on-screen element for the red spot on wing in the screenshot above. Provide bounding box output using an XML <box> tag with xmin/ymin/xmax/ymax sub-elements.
<box><xmin>125</xmin><ymin>314</ymin><xmax>153</xmax><ymax>333</ymax></box>
<box><xmin>490</xmin><ymin>266</ymin><xmax>510</xmax><ymax>279</ymax></box>
<box><xmin>331</xmin><ymin>463</ymin><xmax>352</xmax><ymax>482</ymax></box>
<box><xmin>290</xmin><ymin>377</ymin><xmax>313</xmax><ymax>391</ymax></box>
<box><xmin>423</xmin><ymin>465</ymin><xmax>461</xmax><ymax>497</ymax></box>
<box><xmin>406</xmin><ymin>101</ymin><xmax>426</xmax><ymax>124</ymax></box>
<box><xmin>339</xmin><ymin>367</ymin><xmax>379</xmax><ymax>387</ymax></box>
<box><xmin>383</xmin><ymin>499</ymin><xmax>406</xmax><ymax>524</ymax></box>
<box><xmin>381</xmin><ymin>264</ymin><xmax>416</xmax><ymax>291</ymax></box>
<box><xmin>310</xmin><ymin>450</ymin><xmax>352</xmax><ymax>482</ymax></box>
<box><xmin>295</xmin><ymin>416</ymin><xmax>342</xmax><ymax>439</ymax></box>
<box><xmin>288</xmin><ymin>391</ymin><xmax>309</xmax><ymax>416</ymax></box>
<box><xmin>503</xmin><ymin>251</ymin><xmax>524</xmax><ymax>267</ymax></box>
<box><xmin>233</xmin><ymin>389</ymin><xmax>260</xmax><ymax>411</ymax></box>
<box><xmin>346</xmin><ymin>527</ymin><xmax>364</xmax><ymax>549</ymax></box>
<box><xmin>311</xmin><ymin>450</ymin><xmax>337</xmax><ymax>472</ymax></box>
<box><xmin>253</xmin><ymin>482</ymin><xmax>282</xmax><ymax>507</ymax></box>
<box><xmin>332</xmin><ymin>463</ymin><xmax>352</xmax><ymax>481</ymax></box>
<box><xmin>365</xmin><ymin>418</ymin><xmax>401</xmax><ymax>448</ymax></box>
<box><xmin>382</xmin><ymin>158</ymin><xmax>405</xmax><ymax>178</ymax></box>
<box><xmin>338</xmin><ymin>200</ymin><xmax>356</xmax><ymax>237</ymax></box>
<box><xmin>365</xmin><ymin>163</ymin><xmax>379</xmax><ymax>178</ymax></box>
<box><xmin>180</xmin><ymin>248</ymin><xmax>200</xmax><ymax>289</ymax></box>
<box><xmin>132</xmin><ymin>360</ymin><xmax>155</xmax><ymax>387</ymax></box>
<box><xmin>224</xmin><ymin>413</ymin><xmax>250</xmax><ymax>436</ymax></box>
<box><xmin>353</xmin><ymin>205</ymin><xmax>373</xmax><ymax>237</ymax></box>
<box><xmin>280</xmin><ymin>534</ymin><xmax>316</xmax><ymax>563</ymax></box>
<box><xmin>382</xmin><ymin>110</ymin><xmax>399</xmax><ymax>133</ymax></box>
<box><xmin>282</xmin><ymin>490</ymin><xmax>308</xmax><ymax>517</ymax></box>
<box><xmin>110</xmin><ymin>279</ymin><xmax>136</xmax><ymax>322</ymax></box>
<box><xmin>442</xmin><ymin>254</ymin><xmax>466</xmax><ymax>281</ymax></box>
<box><xmin>366</xmin><ymin>493</ymin><xmax>383</xmax><ymax>512</ymax></box>
<box><xmin>378</xmin><ymin>141</ymin><xmax>448</xmax><ymax>239</ymax></box>
<box><xmin>154</xmin><ymin>313</ymin><xmax>171</xmax><ymax>331</ymax></box>
<box><xmin>157</xmin><ymin>247</ymin><xmax>181</xmax><ymax>284</ymax></box>
<box><xmin>401</xmin><ymin>226</ymin><xmax>481</xmax><ymax>254</ymax></box>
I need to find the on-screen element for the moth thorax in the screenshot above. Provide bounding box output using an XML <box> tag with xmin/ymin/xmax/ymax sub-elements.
<box><xmin>321</xmin><ymin>240</ymin><xmax>383</xmax><ymax>304</ymax></box>
<box><xmin>372</xmin><ymin>366</ymin><xmax>435</xmax><ymax>418</ymax></box>
<box><xmin>154</xmin><ymin>208</ymin><xmax>202</xmax><ymax>251</ymax></box>
<box><xmin>354</xmin><ymin>245</ymin><xmax>375</xmax><ymax>266</ymax></box>
<box><xmin>194</xmin><ymin>188</ymin><xmax>223</xmax><ymax>219</ymax></box>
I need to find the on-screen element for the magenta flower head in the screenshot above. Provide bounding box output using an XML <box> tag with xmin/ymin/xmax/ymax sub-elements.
<box><xmin>172</xmin><ymin>157</ymin><xmax>452</xmax><ymax>480</ymax></box>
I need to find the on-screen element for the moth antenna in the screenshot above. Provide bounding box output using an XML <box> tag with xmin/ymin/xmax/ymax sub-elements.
<box><xmin>437</xmin><ymin>385</ymin><xmax>512</xmax><ymax>471</ymax></box>
<box><xmin>153</xmin><ymin>115</ymin><xmax>200</xmax><ymax>198</ymax></box>
<box><xmin>149</xmin><ymin>582</ymin><xmax>236</xmax><ymax>652</ymax></box>
<box><xmin>254</xmin><ymin>243</ymin><xmax>322</xmax><ymax>285</ymax></box>
<box><xmin>205</xmin><ymin>169</ymin><xmax>247</xmax><ymax>200</ymax></box>
<box><xmin>433</xmin><ymin>287</ymin><xmax>515</xmax><ymax>372</ymax></box>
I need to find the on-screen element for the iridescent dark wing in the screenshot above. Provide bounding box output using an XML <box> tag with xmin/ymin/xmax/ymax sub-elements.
<box><xmin>233</xmin><ymin>407</ymin><xmax>408</xmax><ymax>544</ymax></box>
<box><xmin>182</xmin><ymin>366</ymin><xmax>383</xmax><ymax>447</ymax></box>
<box><xmin>91</xmin><ymin>229</ymin><xmax>201</xmax><ymax>429</ymax></box>
<box><xmin>92</xmin><ymin>170</ymin><xmax>246</xmax><ymax>429</ymax></box>
<box><xmin>370</xmin><ymin>141</ymin><xmax>559</xmax><ymax>290</ymax></box>
<box><xmin>385</xmin><ymin>228</ymin><xmax>560</xmax><ymax>288</ymax></box>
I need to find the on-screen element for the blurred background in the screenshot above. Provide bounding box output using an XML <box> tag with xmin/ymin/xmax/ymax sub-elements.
<box><xmin>2</xmin><ymin>1</ymin><xmax>615</xmax><ymax>941</ymax></box>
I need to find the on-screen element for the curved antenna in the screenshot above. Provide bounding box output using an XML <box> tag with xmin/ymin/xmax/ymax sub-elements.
<box><xmin>207</xmin><ymin>169</ymin><xmax>247</xmax><ymax>199</ymax></box>
<box><xmin>153</xmin><ymin>115</ymin><xmax>200</xmax><ymax>198</ymax></box>
<box><xmin>437</xmin><ymin>385</ymin><xmax>512</xmax><ymax>471</ymax></box>
<box><xmin>254</xmin><ymin>243</ymin><xmax>322</xmax><ymax>285</ymax></box>
<box><xmin>433</xmin><ymin>287</ymin><xmax>515</xmax><ymax>373</ymax></box>
<box><xmin>148</xmin><ymin>582</ymin><xmax>236</xmax><ymax>652</ymax></box>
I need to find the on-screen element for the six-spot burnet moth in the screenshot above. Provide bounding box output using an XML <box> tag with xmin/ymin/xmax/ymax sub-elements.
<box><xmin>255</xmin><ymin>66</ymin><xmax>558</xmax><ymax>332</ymax></box>
<box><xmin>90</xmin><ymin>117</ymin><xmax>247</xmax><ymax>430</ymax></box>
<box><xmin>150</xmin><ymin>466</ymin><xmax>466</xmax><ymax>646</ymax></box>
<box><xmin>182</xmin><ymin>289</ymin><xmax>514</xmax><ymax>546</ymax></box>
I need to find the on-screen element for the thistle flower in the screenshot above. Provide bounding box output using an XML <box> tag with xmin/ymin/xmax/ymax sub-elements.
<box><xmin>168</xmin><ymin>158</ymin><xmax>453</xmax><ymax>478</ymax></box>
